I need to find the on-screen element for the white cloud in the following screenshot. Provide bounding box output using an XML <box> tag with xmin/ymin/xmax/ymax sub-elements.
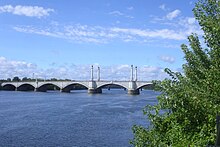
<box><xmin>166</xmin><ymin>9</ymin><xmax>181</xmax><ymax>20</ymax></box>
<box><xmin>109</xmin><ymin>11</ymin><xmax>124</xmax><ymax>16</ymax></box>
<box><xmin>0</xmin><ymin>56</ymin><xmax>168</xmax><ymax>81</ymax></box>
<box><xmin>159</xmin><ymin>4</ymin><xmax>168</xmax><ymax>11</ymax></box>
<box><xmin>139</xmin><ymin>66</ymin><xmax>167</xmax><ymax>81</ymax></box>
<box><xmin>159</xmin><ymin>55</ymin><xmax>175</xmax><ymax>63</ymax></box>
<box><xmin>12</xmin><ymin>9</ymin><xmax>203</xmax><ymax>44</ymax></box>
<box><xmin>13</xmin><ymin>25</ymin><xmax>106</xmax><ymax>43</ymax></box>
<box><xmin>116</xmin><ymin>20</ymin><xmax>120</xmax><ymax>24</ymax></box>
<box><xmin>178</xmin><ymin>17</ymin><xmax>203</xmax><ymax>35</ymax></box>
<box><xmin>186</xmin><ymin>17</ymin><xmax>196</xmax><ymax>25</ymax></box>
<box><xmin>13</xmin><ymin>22</ymin><xmax>193</xmax><ymax>44</ymax></box>
<box><xmin>127</xmin><ymin>7</ymin><xmax>134</xmax><ymax>10</ymax></box>
<box><xmin>109</xmin><ymin>10</ymin><xmax>134</xmax><ymax>19</ymax></box>
<box><xmin>0</xmin><ymin>5</ymin><xmax>54</xmax><ymax>18</ymax></box>
<box><xmin>0</xmin><ymin>56</ymin><xmax>38</xmax><ymax>79</ymax></box>
<box><xmin>150</xmin><ymin>13</ymin><xmax>202</xmax><ymax>41</ymax></box>
<box><xmin>110</xmin><ymin>27</ymin><xmax>186</xmax><ymax>40</ymax></box>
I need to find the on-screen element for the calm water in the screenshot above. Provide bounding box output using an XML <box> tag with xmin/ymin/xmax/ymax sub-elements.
<box><xmin>0</xmin><ymin>89</ymin><xmax>158</xmax><ymax>147</ymax></box>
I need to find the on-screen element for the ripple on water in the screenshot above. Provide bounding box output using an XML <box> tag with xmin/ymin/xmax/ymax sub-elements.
<box><xmin>0</xmin><ymin>90</ymin><xmax>159</xmax><ymax>147</ymax></box>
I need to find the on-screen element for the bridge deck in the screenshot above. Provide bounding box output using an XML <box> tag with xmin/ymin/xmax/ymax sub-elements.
<box><xmin>1</xmin><ymin>81</ymin><xmax>153</xmax><ymax>95</ymax></box>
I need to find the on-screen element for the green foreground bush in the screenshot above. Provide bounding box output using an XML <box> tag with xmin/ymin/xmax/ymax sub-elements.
<box><xmin>131</xmin><ymin>0</ymin><xmax>220</xmax><ymax>146</ymax></box>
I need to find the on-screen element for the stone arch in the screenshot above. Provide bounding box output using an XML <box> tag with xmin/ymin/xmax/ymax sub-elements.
<box><xmin>137</xmin><ymin>83</ymin><xmax>154</xmax><ymax>90</ymax></box>
<box><xmin>2</xmin><ymin>84</ymin><xmax>16</xmax><ymax>91</ymax></box>
<box><xmin>37</xmin><ymin>83</ymin><xmax>61</xmax><ymax>92</ymax></box>
<box><xmin>17</xmin><ymin>83</ymin><xmax>35</xmax><ymax>91</ymax></box>
<box><xmin>97</xmin><ymin>83</ymin><xmax>127</xmax><ymax>90</ymax></box>
<box><xmin>62</xmin><ymin>83</ymin><xmax>88</xmax><ymax>93</ymax></box>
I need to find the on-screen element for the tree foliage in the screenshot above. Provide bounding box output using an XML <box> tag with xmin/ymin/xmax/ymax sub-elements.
<box><xmin>12</xmin><ymin>76</ymin><xmax>21</xmax><ymax>82</ymax></box>
<box><xmin>131</xmin><ymin>0</ymin><xmax>220</xmax><ymax>146</ymax></box>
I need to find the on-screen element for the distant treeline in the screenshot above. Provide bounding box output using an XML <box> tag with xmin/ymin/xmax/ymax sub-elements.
<box><xmin>0</xmin><ymin>76</ymin><xmax>72</xmax><ymax>82</ymax></box>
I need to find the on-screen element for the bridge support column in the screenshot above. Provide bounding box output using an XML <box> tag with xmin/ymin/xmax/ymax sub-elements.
<box><xmin>34</xmin><ymin>88</ymin><xmax>39</xmax><ymax>92</ymax></box>
<box><xmin>60</xmin><ymin>89</ymin><xmax>70</xmax><ymax>93</ymax></box>
<box><xmin>88</xmin><ymin>81</ymin><xmax>102</xmax><ymax>94</ymax></box>
<box><xmin>128</xmin><ymin>89</ymin><xmax>140</xmax><ymax>95</ymax></box>
<box><xmin>128</xmin><ymin>81</ymin><xmax>139</xmax><ymax>95</ymax></box>
<box><xmin>35</xmin><ymin>88</ymin><xmax>46</xmax><ymax>92</ymax></box>
<box><xmin>88</xmin><ymin>88</ymin><xmax>102</xmax><ymax>94</ymax></box>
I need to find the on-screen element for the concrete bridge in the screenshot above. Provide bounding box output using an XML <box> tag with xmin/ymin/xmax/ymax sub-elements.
<box><xmin>1</xmin><ymin>80</ymin><xmax>152</xmax><ymax>95</ymax></box>
<box><xmin>0</xmin><ymin>65</ymin><xmax>153</xmax><ymax>95</ymax></box>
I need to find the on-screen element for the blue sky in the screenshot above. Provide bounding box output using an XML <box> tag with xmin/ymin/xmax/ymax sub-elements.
<box><xmin>0</xmin><ymin>0</ymin><xmax>202</xmax><ymax>80</ymax></box>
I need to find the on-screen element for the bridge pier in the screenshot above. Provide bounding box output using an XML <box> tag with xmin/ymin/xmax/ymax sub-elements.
<box><xmin>88</xmin><ymin>88</ymin><xmax>102</xmax><ymax>94</ymax></box>
<box><xmin>35</xmin><ymin>88</ymin><xmax>47</xmax><ymax>92</ymax></box>
<box><xmin>60</xmin><ymin>89</ymin><xmax>71</xmax><ymax>93</ymax></box>
<box><xmin>128</xmin><ymin>89</ymin><xmax>140</xmax><ymax>95</ymax></box>
<box><xmin>88</xmin><ymin>80</ymin><xmax>102</xmax><ymax>94</ymax></box>
<box><xmin>34</xmin><ymin>88</ymin><xmax>39</xmax><ymax>92</ymax></box>
<box><xmin>128</xmin><ymin>81</ymin><xmax>139</xmax><ymax>95</ymax></box>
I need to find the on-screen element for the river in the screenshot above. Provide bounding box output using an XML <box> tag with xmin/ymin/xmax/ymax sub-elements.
<box><xmin>0</xmin><ymin>89</ymin><xmax>159</xmax><ymax>147</ymax></box>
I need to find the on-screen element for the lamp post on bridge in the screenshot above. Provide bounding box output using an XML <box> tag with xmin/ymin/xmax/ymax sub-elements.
<box><xmin>32</xmin><ymin>73</ymin><xmax>35</xmax><ymax>81</ymax></box>
<box><xmin>91</xmin><ymin>65</ymin><xmax>94</xmax><ymax>81</ymax></box>
<box><xmin>130</xmin><ymin>65</ymin><xmax>134</xmax><ymax>81</ymax></box>
<box><xmin>135</xmin><ymin>66</ymin><xmax>137</xmax><ymax>81</ymax></box>
<box><xmin>97</xmin><ymin>66</ymin><xmax>100</xmax><ymax>81</ymax></box>
<box><xmin>32</xmin><ymin>73</ymin><xmax>38</xmax><ymax>82</ymax></box>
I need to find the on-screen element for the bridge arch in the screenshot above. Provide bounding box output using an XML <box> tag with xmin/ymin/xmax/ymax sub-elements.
<box><xmin>37</xmin><ymin>83</ymin><xmax>61</xmax><ymax>92</ymax></box>
<box><xmin>97</xmin><ymin>83</ymin><xmax>127</xmax><ymax>90</ymax></box>
<box><xmin>2</xmin><ymin>84</ymin><xmax>16</xmax><ymax>91</ymax></box>
<box><xmin>62</xmin><ymin>83</ymin><xmax>88</xmax><ymax>92</ymax></box>
<box><xmin>137</xmin><ymin>83</ymin><xmax>154</xmax><ymax>90</ymax></box>
<box><xmin>17</xmin><ymin>83</ymin><xmax>35</xmax><ymax>91</ymax></box>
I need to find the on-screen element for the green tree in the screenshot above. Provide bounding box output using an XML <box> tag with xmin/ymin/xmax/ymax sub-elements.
<box><xmin>6</xmin><ymin>78</ymin><xmax>11</xmax><ymax>81</ymax></box>
<box><xmin>50</xmin><ymin>78</ymin><xmax>58</xmax><ymax>81</ymax></box>
<box><xmin>12</xmin><ymin>76</ymin><xmax>21</xmax><ymax>82</ymax></box>
<box><xmin>131</xmin><ymin>0</ymin><xmax>220</xmax><ymax>146</ymax></box>
<box><xmin>22</xmin><ymin>77</ymin><xmax>28</xmax><ymax>81</ymax></box>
